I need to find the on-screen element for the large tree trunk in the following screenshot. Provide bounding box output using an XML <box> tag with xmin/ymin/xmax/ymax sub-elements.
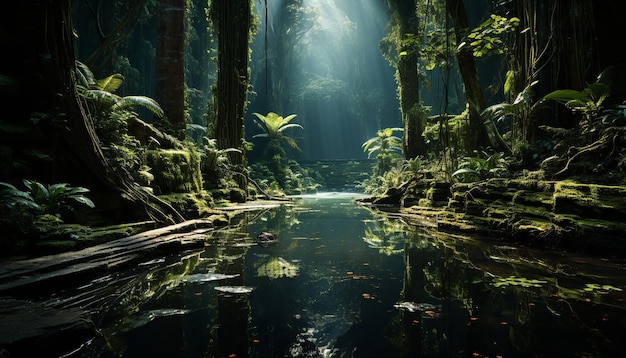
<box><xmin>211</xmin><ymin>0</ymin><xmax>252</xmax><ymax>191</ymax></box>
<box><xmin>156</xmin><ymin>0</ymin><xmax>186</xmax><ymax>138</ymax></box>
<box><xmin>391</xmin><ymin>0</ymin><xmax>427</xmax><ymax>159</ymax></box>
<box><xmin>446</xmin><ymin>0</ymin><xmax>490</xmax><ymax>151</ymax></box>
<box><xmin>20</xmin><ymin>0</ymin><xmax>184</xmax><ymax>225</ymax></box>
<box><xmin>398</xmin><ymin>50</ymin><xmax>426</xmax><ymax>159</ymax></box>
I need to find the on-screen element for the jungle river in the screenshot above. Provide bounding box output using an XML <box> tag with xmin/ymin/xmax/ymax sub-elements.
<box><xmin>77</xmin><ymin>192</ymin><xmax>626</xmax><ymax>357</ymax></box>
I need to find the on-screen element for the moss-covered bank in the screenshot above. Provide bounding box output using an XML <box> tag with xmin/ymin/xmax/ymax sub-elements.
<box><xmin>362</xmin><ymin>176</ymin><xmax>626</xmax><ymax>255</ymax></box>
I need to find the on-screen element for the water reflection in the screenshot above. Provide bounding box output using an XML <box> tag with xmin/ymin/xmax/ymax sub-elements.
<box><xmin>80</xmin><ymin>193</ymin><xmax>626</xmax><ymax>357</ymax></box>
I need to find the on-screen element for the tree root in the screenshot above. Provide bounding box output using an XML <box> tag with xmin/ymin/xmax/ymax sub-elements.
<box><xmin>554</xmin><ymin>134</ymin><xmax>610</xmax><ymax>179</ymax></box>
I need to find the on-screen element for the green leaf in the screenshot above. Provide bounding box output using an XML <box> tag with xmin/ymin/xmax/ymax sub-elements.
<box><xmin>69</xmin><ymin>195</ymin><xmax>95</xmax><ymax>209</ymax></box>
<box><xmin>23</xmin><ymin>179</ymin><xmax>49</xmax><ymax>202</ymax></box>
<box><xmin>47</xmin><ymin>183</ymin><xmax>69</xmax><ymax>199</ymax></box>
<box><xmin>277</xmin><ymin>123</ymin><xmax>303</xmax><ymax>133</ymax></box>
<box><xmin>82</xmin><ymin>89</ymin><xmax>119</xmax><ymax>106</ymax></box>
<box><xmin>452</xmin><ymin>168</ymin><xmax>479</xmax><ymax>177</ymax></box>
<box><xmin>543</xmin><ymin>89</ymin><xmax>590</xmax><ymax>104</ymax></box>
<box><xmin>504</xmin><ymin>71</ymin><xmax>515</xmax><ymax>97</ymax></box>
<box><xmin>116</xmin><ymin>96</ymin><xmax>165</xmax><ymax>118</ymax></box>
<box><xmin>95</xmin><ymin>73</ymin><xmax>124</xmax><ymax>92</ymax></box>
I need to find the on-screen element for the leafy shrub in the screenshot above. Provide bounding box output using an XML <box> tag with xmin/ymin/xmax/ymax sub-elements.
<box><xmin>0</xmin><ymin>180</ymin><xmax>95</xmax><ymax>250</ymax></box>
<box><xmin>452</xmin><ymin>152</ymin><xmax>509</xmax><ymax>182</ymax></box>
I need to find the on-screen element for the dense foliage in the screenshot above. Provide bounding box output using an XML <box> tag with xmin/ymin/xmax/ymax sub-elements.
<box><xmin>1</xmin><ymin>0</ymin><xmax>625</xmax><ymax>255</ymax></box>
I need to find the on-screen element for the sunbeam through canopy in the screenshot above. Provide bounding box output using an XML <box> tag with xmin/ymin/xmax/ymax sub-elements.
<box><xmin>248</xmin><ymin>0</ymin><xmax>400</xmax><ymax>161</ymax></box>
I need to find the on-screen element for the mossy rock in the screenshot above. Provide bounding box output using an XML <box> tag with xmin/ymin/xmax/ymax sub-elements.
<box><xmin>228</xmin><ymin>188</ymin><xmax>247</xmax><ymax>203</ymax></box>
<box><xmin>552</xmin><ymin>181</ymin><xmax>626</xmax><ymax>220</ymax></box>
<box><xmin>464</xmin><ymin>199</ymin><xmax>487</xmax><ymax>216</ymax></box>
<box><xmin>208</xmin><ymin>214</ymin><xmax>230</xmax><ymax>227</ymax></box>
<box><xmin>511</xmin><ymin>190</ymin><xmax>554</xmax><ymax>210</ymax></box>
<box><xmin>426</xmin><ymin>181</ymin><xmax>451</xmax><ymax>202</ymax></box>
<box><xmin>158</xmin><ymin>192</ymin><xmax>214</xmax><ymax>218</ymax></box>
<box><xmin>511</xmin><ymin>219</ymin><xmax>558</xmax><ymax>240</ymax></box>
<box><xmin>146</xmin><ymin>149</ymin><xmax>202</xmax><ymax>194</ymax></box>
<box><xmin>35</xmin><ymin>221</ymin><xmax>157</xmax><ymax>254</ymax></box>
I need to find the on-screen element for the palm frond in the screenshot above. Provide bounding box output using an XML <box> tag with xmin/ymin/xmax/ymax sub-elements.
<box><xmin>75</xmin><ymin>61</ymin><xmax>96</xmax><ymax>87</ymax></box>
<box><xmin>283</xmin><ymin>136</ymin><xmax>301</xmax><ymax>150</ymax></box>
<box><xmin>277</xmin><ymin>123</ymin><xmax>303</xmax><ymax>133</ymax></box>
<box><xmin>94</xmin><ymin>73</ymin><xmax>124</xmax><ymax>92</ymax></box>
<box><xmin>282</xmin><ymin>114</ymin><xmax>298</xmax><ymax>123</ymax></box>
<box><xmin>362</xmin><ymin>137</ymin><xmax>379</xmax><ymax>150</ymax></box>
<box><xmin>115</xmin><ymin>96</ymin><xmax>165</xmax><ymax>118</ymax></box>
<box><xmin>82</xmin><ymin>89</ymin><xmax>119</xmax><ymax>106</ymax></box>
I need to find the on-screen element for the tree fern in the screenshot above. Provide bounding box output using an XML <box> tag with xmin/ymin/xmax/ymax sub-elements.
<box><xmin>76</xmin><ymin>62</ymin><xmax>164</xmax><ymax>118</ymax></box>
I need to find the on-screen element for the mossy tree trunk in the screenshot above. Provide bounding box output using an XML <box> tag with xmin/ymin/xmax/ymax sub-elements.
<box><xmin>211</xmin><ymin>0</ymin><xmax>252</xmax><ymax>191</ymax></box>
<box><xmin>19</xmin><ymin>0</ymin><xmax>184</xmax><ymax>225</ymax></box>
<box><xmin>156</xmin><ymin>0</ymin><xmax>186</xmax><ymax>138</ymax></box>
<box><xmin>446</xmin><ymin>0</ymin><xmax>490</xmax><ymax>151</ymax></box>
<box><xmin>390</xmin><ymin>0</ymin><xmax>427</xmax><ymax>159</ymax></box>
<box><xmin>398</xmin><ymin>48</ymin><xmax>427</xmax><ymax>159</ymax></box>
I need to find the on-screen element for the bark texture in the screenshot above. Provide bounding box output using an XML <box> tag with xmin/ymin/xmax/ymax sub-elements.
<box><xmin>156</xmin><ymin>0</ymin><xmax>187</xmax><ymax>136</ymax></box>
<box><xmin>446</xmin><ymin>0</ymin><xmax>490</xmax><ymax>151</ymax></box>
<box><xmin>392</xmin><ymin>0</ymin><xmax>427</xmax><ymax>159</ymax></box>
<box><xmin>212</xmin><ymin>0</ymin><xmax>252</xmax><ymax>189</ymax></box>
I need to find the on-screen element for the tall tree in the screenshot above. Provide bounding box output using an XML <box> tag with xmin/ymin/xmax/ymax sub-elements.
<box><xmin>156</xmin><ymin>0</ymin><xmax>187</xmax><ymax>137</ymax></box>
<box><xmin>210</xmin><ymin>0</ymin><xmax>253</xmax><ymax>190</ymax></box>
<box><xmin>386</xmin><ymin>0</ymin><xmax>427</xmax><ymax>159</ymax></box>
<box><xmin>446</xmin><ymin>0</ymin><xmax>489</xmax><ymax>151</ymax></box>
<box><xmin>5</xmin><ymin>0</ymin><xmax>184</xmax><ymax>224</ymax></box>
<box><xmin>259</xmin><ymin>0</ymin><xmax>316</xmax><ymax>113</ymax></box>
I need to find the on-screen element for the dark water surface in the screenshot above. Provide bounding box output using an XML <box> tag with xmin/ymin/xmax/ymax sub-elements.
<box><xmin>81</xmin><ymin>193</ymin><xmax>626</xmax><ymax>357</ymax></box>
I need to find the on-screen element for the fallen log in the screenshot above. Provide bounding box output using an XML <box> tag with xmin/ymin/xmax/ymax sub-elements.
<box><xmin>0</xmin><ymin>219</ymin><xmax>213</xmax><ymax>297</ymax></box>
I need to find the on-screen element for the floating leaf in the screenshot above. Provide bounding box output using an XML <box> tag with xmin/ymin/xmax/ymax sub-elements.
<box><xmin>214</xmin><ymin>286</ymin><xmax>254</xmax><ymax>294</ymax></box>
<box><xmin>256</xmin><ymin>257</ymin><xmax>299</xmax><ymax>279</ymax></box>
<box><xmin>584</xmin><ymin>283</ymin><xmax>623</xmax><ymax>293</ymax></box>
<box><xmin>492</xmin><ymin>276</ymin><xmax>547</xmax><ymax>288</ymax></box>
<box><xmin>181</xmin><ymin>273</ymin><xmax>239</xmax><ymax>283</ymax></box>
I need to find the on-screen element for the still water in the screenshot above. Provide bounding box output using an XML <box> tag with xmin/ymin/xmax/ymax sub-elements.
<box><xmin>83</xmin><ymin>193</ymin><xmax>626</xmax><ymax>357</ymax></box>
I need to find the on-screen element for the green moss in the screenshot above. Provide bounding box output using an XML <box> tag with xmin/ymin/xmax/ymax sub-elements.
<box><xmin>34</xmin><ymin>221</ymin><xmax>156</xmax><ymax>253</ymax></box>
<box><xmin>158</xmin><ymin>191</ymin><xmax>213</xmax><ymax>218</ymax></box>
<box><xmin>553</xmin><ymin>181</ymin><xmax>626</xmax><ymax>220</ymax></box>
<box><xmin>87</xmin><ymin>221</ymin><xmax>155</xmax><ymax>242</ymax></box>
<box><xmin>146</xmin><ymin>148</ymin><xmax>202</xmax><ymax>194</ymax></box>
<box><xmin>512</xmin><ymin>190</ymin><xmax>553</xmax><ymax>209</ymax></box>
<box><xmin>575</xmin><ymin>218</ymin><xmax>626</xmax><ymax>237</ymax></box>
<box><xmin>208</xmin><ymin>214</ymin><xmax>230</xmax><ymax>227</ymax></box>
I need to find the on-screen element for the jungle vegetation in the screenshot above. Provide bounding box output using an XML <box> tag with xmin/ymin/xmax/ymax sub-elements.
<box><xmin>1</xmin><ymin>0</ymin><xmax>625</xmax><ymax>254</ymax></box>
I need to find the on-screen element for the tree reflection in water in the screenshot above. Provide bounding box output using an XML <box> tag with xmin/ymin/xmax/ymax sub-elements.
<box><xmin>83</xmin><ymin>193</ymin><xmax>626</xmax><ymax>357</ymax></box>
